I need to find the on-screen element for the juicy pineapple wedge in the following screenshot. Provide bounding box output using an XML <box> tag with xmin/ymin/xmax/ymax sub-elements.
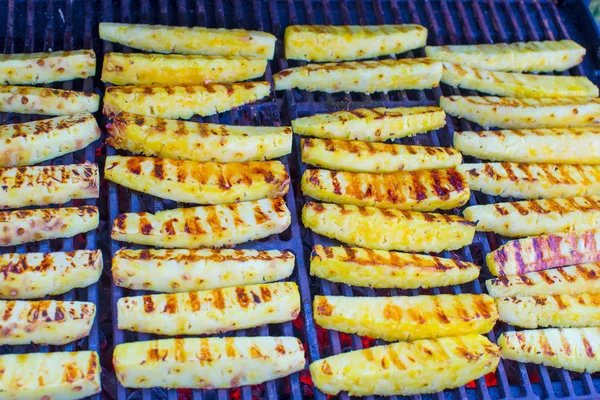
<box><xmin>0</xmin><ymin>49</ymin><xmax>96</xmax><ymax>85</ymax></box>
<box><xmin>111</xmin><ymin>198</ymin><xmax>290</xmax><ymax>248</ymax></box>
<box><xmin>103</xmin><ymin>82</ymin><xmax>271</xmax><ymax>119</ymax></box>
<box><xmin>426</xmin><ymin>40</ymin><xmax>585</xmax><ymax>72</ymax></box>
<box><xmin>464</xmin><ymin>196</ymin><xmax>600</xmax><ymax>237</ymax></box>
<box><xmin>99</xmin><ymin>22</ymin><xmax>277</xmax><ymax>59</ymax></box>
<box><xmin>113</xmin><ymin>337</ymin><xmax>305</xmax><ymax>389</ymax></box>
<box><xmin>486</xmin><ymin>263</ymin><xmax>600</xmax><ymax>298</ymax></box>
<box><xmin>302</xmin><ymin>202</ymin><xmax>475</xmax><ymax>252</ymax></box>
<box><xmin>454</xmin><ymin>127</ymin><xmax>600</xmax><ymax>164</ymax></box>
<box><xmin>314</xmin><ymin>294</ymin><xmax>497</xmax><ymax>342</ymax></box>
<box><xmin>496</xmin><ymin>294</ymin><xmax>600</xmax><ymax>329</ymax></box>
<box><xmin>112</xmin><ymin>248</ymin><xmax>294</xmax><ymax>293</ymax></box>
<box><xmin>0</xmin><ymin>351</ymin><xmax>101</xmax><ymax>400</ymax></box>
<box><xmin>301</xmin><ymin>168</ymin><xmax>469</xmax><ymax>211</ymax></box>
<box><xmin>302</xmin><ymin>138</ymin><xmax>461</xmax><ymax>173</ymax></box>
<box><xmin>310</xmin><ymin>334</ymin><xmax>500</xmax><ymax>396</ymax></box>
<box><xmin>487</xmin><ymin>229</ymin><xmax>600</xmax><ymax>277</ymax></box>
<box><xmin>499</xmin><ymin>328</ymin><xmax>600</xmax><ymax>373</ymax></box>
<box><xmin>284</xmin><ymin>24</ymin><xmax>427</xmax><ymax>62</ymax></box>
<box><xmin>0</xmin><ymin>113</ymin><xmax>101</xmax><ymax>168</ymax></box>
<box><xmin>0</xmin><ymin>206</ymin><xmax>99</xmax><ymax>247</ymax></box>
<box><xmin>107</xmin><ymin>112</ymin><xmax>292</xmax><ymax>162</ymax></box>
<box><xmin>0</xmin><ymin>250</ymin><xmax>102</xmax><ymax>299</ymax></box>
<box><xmin>273</xmin><ymin>58</ymin><xmax>442</xmax><ymax>93</ymax></box>
<box><xmin>441</xmin><ymin>63</ymin><xmax>598</xmax><ymax>98</ymax></box>
<box><xmin>102</xmin><ymin>52</ymin><xmax>267</xmax><ymax>85</ymax></box>
<box><xmin>118</xmin><ymin>282</ymin><xmax>300</xmax><ymax>335</ymax></box>
<box><xmin>292</xmin><ymin>106</ymin><xmax>446</xmax><ymax>142</ymax></box>
<box><xmin>105</xmin><ymin>156</ymin><xmax>289</xmax><ymax>204</ymax></box>
<box><xmin>0</xmin><ymin>300</ymin><xmax>95</xmax><ymax>345</ymax></box>
<box><xmin>1</xmin><ymin>163</ymin><xmax>99</xmax><ymax>209</ymax></box>
<box><xmin>440</xmin><ymin>96</ymin><xmax>600</xmax><ymax>129</ymax></box>
<box><xmin>310</xmin><ymin>245</ymin><xmax>479</xmax><ymax>289</ymax></box>
<box><xmin>0</xmin><ymin>86</ymin><xmax>99</xmax><ymax>115</ymax></box>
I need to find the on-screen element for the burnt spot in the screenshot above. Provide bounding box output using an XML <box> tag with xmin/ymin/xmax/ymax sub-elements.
<box><xmin>212</xmin><ymin>289</ymin><xmax>226</xmax><ymax>310</ymax></box>
<box><xmin>275</xmin><ymin>344</ymin><xmax>286</xmax><ymax>355</ymax></box>
<box><xmin>236</xmin><ymin>287</ymin><xmax>251</xmax><ymax>308</ymax></box>
<box><xmin>126</xmin><ymin>158</ymin><xmax>142</xmax><ymax>175</ymax></box>
<box><xmin>143</xmin><ymin>296</ymin><xmax>154</xmax><ymax>313</ymax></box>
<box><xmin>153</xmin><ymin>159</ymin><xmax>165</xmax><ymax>180</ymax></box>
<box><xmin>140</xmin><ymin>218</ymin><xmax>153</xmax><ymax>235</ymax></box>
<box><xmin>62</xmin><ymin>363</ymin><xmax>82</xmax><ymax>383</ymax></box>
<box><xmin>54</xmin><ymin>306</ymin><xmax>65</xmax><ymax>321</ymax></box>
<box><xmin>260</xmin><ymin>286</ymin><xmax>272</xmax><ymax>302</ymax></box>
<box><xmin>249</xmin><ymin>345</ymin><xmax>263</xmax><ymax>359</ymax></box>
<box><xmin>163</xmin><ymin>295</ymin><xmax>178</xmax><ymax>314</ymax></box>
<box><xmin>2</xmin><ymin>302</ymin><xmax>14</xmax><ymax>321</ymax></box>
<box><xmin>316</xmin><ymin>298</ymin><xmax>333</xmax><ymax>316</ymax></box>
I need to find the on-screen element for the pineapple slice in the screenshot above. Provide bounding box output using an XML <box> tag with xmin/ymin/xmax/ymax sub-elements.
<box><xmin>463</xmin><ymin>196</ymin><xmax>600</xmax><ymax>237</ymax></box>
<box><xmin>425</xmin><ymin>40</ymin><xmax>585</xmax><ymax>72</ymax></box>
<box><xmin>0</xmin><ymin>250</ymin><xmax>102</xmax><ymax>299</ymax></box>
<box><xmin>111</xmin><ymin>198</ymin><xmax>290</xmax><ymax>248</ymax></box>
<box><xmin>302</xmin><ymin>202</ymin><xmax>475</xmax><ymax>253</ymax></box>
<box><xmin>496</xmin><ymin>294</ymin><xmax>600</xmax><ymax>329</ymax></box>
<box><xmin>112</xmin><ymin>248</ymin><xmax>294</xmax><ymax>293</ymax></box>
<box><xmin>0</xmin><ymin>351</ymin><xmax>101</xmax><ymax>399</ymax></box>
<box><xmin>292</xmin><ymin>106</ymin><xmax>446</xmax><ymax>142</ymax></box>
<box><xmin>459</xmin><ymin>163</ymin><xmax>600</xmax><ymax>199</ymax></box>
<box><xmin>301</xmin><ymin>168</ymin><xmax>469</xmax><ymax>211</ymax></box>
<box><xmin>310</xmin><ymin>334</ymin><xmax>500</xmax><ymax>396</ymax></box>
<box><xmin>302</xmin><ymin>138</ymin><xmax>461</xmax><ymax>173</ymax></box>
<box><xmin>0</xmin><ymin>49</ymin><xmax>96</xmax><ymax>85</ymax></box>
<box><xmin>314</xmin><ymin>294</ymin><xmax>497</xmax><ymax>341</ymax></box>
<box><xmin>310</xmin><ymin>245</ymin><xmax>479</xmax><ymax>289</ymax></box>
<box><xmin>0</xmin><ymin>86</ymin><xmax>99</xmax><ymax>115</ymax></box>
<box><xmin>487</xmin><ymin>230</ymin><xmax>600</xmax><ymax>277</ymax></box>
<box><xmin>499</xmin><ymin>327</ymin><xmax>600</xmax><ymax>373</ymax></box>
<box><xmin>454</xmin><ymin>127</ymin><xmax>600</xmax><ymax>164</ymax></box>
<box><xmin>486</xmin><ymin>263</ymin><xmax>600</xmax><ymax>298</ymax></box>
<box><xmin>99</xmin><ymin>22</ymin><xmax>277</xmax><ymax>59</ymax></box>
<box><xmin>441</xmin><ymin>63</ymin><xmax>598</xmax><ymax>98</ymax></box>
<box><xmin>1</xmin><ymin>163</ymin><xmax>99</xmax><ymax>209</ymax></box>
<box><xmin>102</xmin><ymin>53</ymin><xmax>267</xmax><ymax>85</ymax></box>
<box><xmin>0</xmin><ymin>206</ymin><xmax>99</xmax><ymax>247</ymax></box>
<box><xmin>284</xmin><ymin>24</ymin><xmax>427</xmax><ymax>62</ymax></box>
<box><xmin>273</xmin><ymin>58</ymin><xmax>442</xmax><ymax>93</ymax></box>
<box><xmin>0</xmin><ymin>113</ymin><xmax>101</xmax><ymax>168</ymax></box>
<box><xmin>440</xmin><ymin>96</ymin><xmax>600</xmax><ymax>129</ymax></box>
<box><xmin>105</xmin><ymin>156</ymin><xmax>289</xmax><ymax>204</ymax></box>
<box><xmin>113</xmin><ymin>337</ymin><xmax>305</xmax><ymax>389</ymax></box>
<box><xmin>0</xmin><ymin>300</ymin><xmax>95</xmax><ymax>345</ymax></box>
<box><xmin>107</xmin><ymin>112</ymin><xmax>292</xmax><ymax>162</ymax></box>
<box><xmin>117</xmin><ymin>282</ymin><xmax>300</xmax><ymax>335</ymax></box>
<box><xmin>103</xmin><ymin>82</ymin><xmax>271</xmax><ymax>119</ymax></box>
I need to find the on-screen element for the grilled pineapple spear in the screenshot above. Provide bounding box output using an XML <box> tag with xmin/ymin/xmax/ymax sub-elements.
<box><xmin>99</xmin><ymin>22</ymin><xmax>277</xmax><ymax>59</ymax></box>
<box><xmin>273</xmin><ymin>58</ymin><xmax>442</xmax><ymax>93</ymax></box>
<box><xmin>0</xmin><ymin>250</ymin><xmax>102</xmax><ymax>299</ymax></box>
<box><xmin>0</xmin><ymin>300</ymin><xmax>95</xmax><ymax>345</ymax></box>
<box><xmin>310</xmin><ymin>334</ymin><xmax>500</xmax><ymax>396</ymax></box>
<box><xmin>464</xmin><ymin>196</ymin><xmax>600</xmax><ymax>237</ymax></box>
<box><xmin>112</xmin><ymin>198</ymin><xmax>290</xmax><ymax>248</ymax></box>
<box><xmin>311</xmin><ymin>245</ymin><xmax>479</xmax><ymax>289</ymax></box>
<box><xmin>0</xmin><ymin>49</ymin><xmax>96</xmax><ymax>85</ymax></box>
<box><xmin>113</xmin><ymin>248</ymin><xmax>294</xmax><ymax>293</ymax></box>
<box><xmin>102</xmin><ymin>53</ymin><xmax>267</xmax><ymax>85</ymax></box>
<box><xmin>0</xmin><ymin>351</ymin><xmax>101</xmax><ymax>400</ymax></box>
<box><xmin>0</xmin><ymin>86</ymin><xmax>99</xmax><ymax>115</ymax></box>
<box><xmin>118</xmin><ymin>282</ymin><xmax>300</xmax><ymax>335</ymax></box>
<box><xmin>1</xmin><ymin>163</ymin><xmax>99</xmax><ymax>209</ymax></box>
<box><xmin>0</xmin><ymin>113</ymin><xmax>101</xmax><ymax>168</ymax></box>
<box><xmin>314</xmin><ymin>294</ymin><xmax>497</xmax><ymax>342</ymax></box>
<box><xmin>302</xmin><ymin>168</ymin><xmax>469</xmax><ymax>211</ymax></box>
<box><xmin>107</xmin><ymin>112</ymin><xmax>292</xmax><ymax>162</ymax></box>
<box><xmin>425</xmin><ymin>40</ymin><xmax>586</xmax><ymax>72</ymax></box>
<box><xmin>285</xmin><ymin>24</ymin><xmax>427</xmax><ymax>62</ymax></box>
<box><xmin>499</xmin><ymin>328</ymin><xmax>600</xmax><ymax>373</ymax></box>
<box><xmin>292</xmin><ymin>106</ymin><xmax>446</xmax><ymax>142</ymax></box>
<box><xmin>113</xmin><ymin>337</ymin><xmax>305</xmax><ymax>389</ymax></box>
<box><xmin>441</xmin><ymin>96</ymin><xmax>600</xmax><ymax>129</ymax></box>
<box><xmin>0</xmin><ymin>206</ymin><xmax>98</xmax><ymax>247</ymax></box>
<box><xmin>302</xmin><ymin>202</ymin><xmax>475</xmax><ymax>252</ymax></box>
<box><xmin>103</xmin><ymin>82</ymin><xmax>271</xmax><ymax>119</ymax></box>
<box><xmin>105</xmin><ymin>156</ymin><xmax>289</xmax><ymax>204</ymax></box>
